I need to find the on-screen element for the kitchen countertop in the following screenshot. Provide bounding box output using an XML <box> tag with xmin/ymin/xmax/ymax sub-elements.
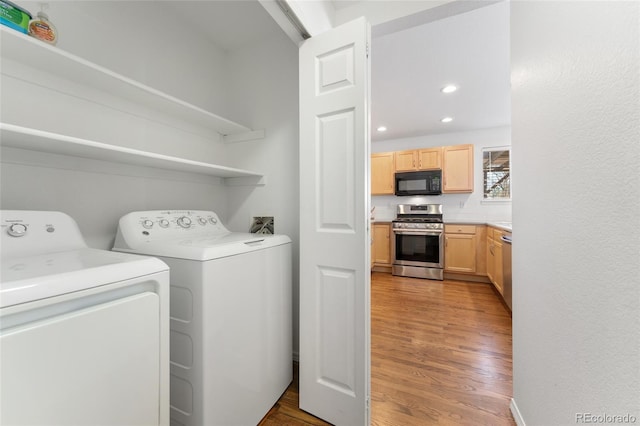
<box><xmin>486</xmin><ymin>222</ymin><xmax>512</xmax><ymax>232</ymax></box>
<box><xmin>372</xmin><ymin>220</ymin><xmax>512</xmax><ymax>232</ymax></box>
<box><xmin>445</xmin><ymin>221</ymin><xmax>512</xmax><ymax>232</ymax></box>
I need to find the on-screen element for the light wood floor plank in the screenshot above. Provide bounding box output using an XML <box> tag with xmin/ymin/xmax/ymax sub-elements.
<box><xmin>259</xmin><ymin>273</ymin><xmax>514</xmax><ymax>425</ymax></box>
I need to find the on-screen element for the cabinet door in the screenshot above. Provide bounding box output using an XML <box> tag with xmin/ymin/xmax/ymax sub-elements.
<box><xmin>418</xmin><ymin>148</ymin><xmax>442</xmax><ymax>170</ymax></box>
<box><xmin>486</xmin><ymin>234</ymin><xmax>496</xmax><ymax>282</ymax></box>
<box><xmin>443</xmin><ymin>144</ymin><xmax>474</xmax><ymax>193</ymax></box>
<box><xmin>494</xmin><ymin>238</ymin><xmax>504</xmax><ymax>294</ymax></box>
<box><xmin>371</xmin><ymin>152</ymin><xmax>395</xmax><ymax>195</ymax></box>
<box><xmin>372</xmin><ymin>224</ymin><xmax>391</xmax><ymax>265</ymax></box>
<box><xmin>444</xmin><ymin>233</ymin><xmax>477</xmax><ymax>273</ymax></box>
<box><xmin>395</xmin><ymin>150</ymin><xmax>417</xmax><ymax>172</ymax></box>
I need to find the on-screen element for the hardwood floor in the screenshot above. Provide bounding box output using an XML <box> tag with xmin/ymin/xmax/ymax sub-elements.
<box><xmin>260</xmin><ymin>273</ymin><xmax>514</xmax><ymax>425</ymax></box>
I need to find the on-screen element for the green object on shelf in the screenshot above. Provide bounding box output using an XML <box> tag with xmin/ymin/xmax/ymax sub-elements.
<box><xmin>0</xmin><ymin>0</ymin><xmax>31</xmax><ymax>34</ymax></box>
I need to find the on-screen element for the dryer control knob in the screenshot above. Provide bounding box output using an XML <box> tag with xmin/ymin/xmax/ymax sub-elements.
<box><xmin>142</xmin><ymin>220</ymin><xmax>154</xmax><ymax>229</ymax></box>
<box><xmin>198</xmin><ymin>218</ymin><xmax>207</xmax><ymax>226</ymax></box>
<box><xmin>177</xmin><ymin>216</ymin><xmax>192</xmax><ymax>228</ymax></box>
<box><xmin>208</xmin><ymin>217</ymin><xmax>218</xmax><ymax>225</ymax></box>
<box><xmin>159</xmin><ymin>219</ymin><xmax>170</xmax><ymax>228</ymax></box>
<box><xmin>7</xmin><ymin>223</ymin><xmax>27</xmax><ymax>237</ymax></box>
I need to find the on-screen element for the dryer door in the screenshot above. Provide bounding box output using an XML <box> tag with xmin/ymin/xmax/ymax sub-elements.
<box><xmin>1</xmin><ymin>292</ymin><xmax>160</xmax><ymax>426</ymax></box>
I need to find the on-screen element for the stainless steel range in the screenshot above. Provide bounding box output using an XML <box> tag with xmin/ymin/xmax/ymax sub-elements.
<box><xmin>392</xmin><ymin>204</ymin><xmax>444</xmax><ymax>280</ymax></box>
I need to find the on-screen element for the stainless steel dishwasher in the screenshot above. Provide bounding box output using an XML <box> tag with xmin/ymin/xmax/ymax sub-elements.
<box><xmin>501</xmin><ymin>234</ymin><xmax>512</xmax><ymax>311</ymax></box>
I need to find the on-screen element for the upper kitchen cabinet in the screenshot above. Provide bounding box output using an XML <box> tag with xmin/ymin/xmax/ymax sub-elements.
<box><xmin>371</xmin><ymin>152</ymin><xmax>395</xmax><ymax>195</ymax></box>
<box><xmin>394</xmin><ymin>148</ymin><xmax>442</xmax><ymax>172</ymax></box>
<box><xmin>443</xmin><ymin>144</ymin><xmax>474</xmax><ymax>193</ymax></box>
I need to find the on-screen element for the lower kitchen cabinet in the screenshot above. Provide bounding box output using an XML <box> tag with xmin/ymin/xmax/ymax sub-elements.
<box><xmin>372</xmin><ymin>223</ymin><xmax>392</xmax><ymax>271</ymax></box>
<box><xmin>444</xmin><ymin>224</ymin><xmax>487</xmax><ymax>278</ymax></box>
<box><xmin>445</xmin><ymin>233</ymin><xmax>476</xmax><ymax>273</ymax></box>
<box><xmin>487</xmin><ymin>227</ymin><xmax>505</xmax><ymax>294</ymax></box>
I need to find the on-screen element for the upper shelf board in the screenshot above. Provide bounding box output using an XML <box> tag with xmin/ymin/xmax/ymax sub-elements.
<box><xmin>0</xmin><ymin>123</ymin><xmax>264</xmax><ymax>179</ymax></box>
<box><xmin>0</xmin><ymin>26</ymin><xmax>252</xmax><ymax>136</ymax></box>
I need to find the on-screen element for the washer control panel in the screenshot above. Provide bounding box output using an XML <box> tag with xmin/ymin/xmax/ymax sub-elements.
<box><xmin>115</xmin><ymin>210</ymin><xmax>230</xmax><ymax>244</ymax></box>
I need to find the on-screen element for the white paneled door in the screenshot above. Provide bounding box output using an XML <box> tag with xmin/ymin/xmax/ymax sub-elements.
<box><xmin>299</xmin><ymin>17</ymin><xmax>371</xmax><ymax>426</ymax></box>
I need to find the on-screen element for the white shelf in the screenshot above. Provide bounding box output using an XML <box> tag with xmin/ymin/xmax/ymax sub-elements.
<box><xmin>0</xmin><ymin>26</ymin><xmax>252</xmax><ymax>136</ymax></box>
<box><xmin>0</xmin><ymin>123</ymin><xmax>265</xmax><ymax>182</ymax></box>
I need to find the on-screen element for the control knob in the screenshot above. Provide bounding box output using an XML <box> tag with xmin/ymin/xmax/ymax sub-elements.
<box><xmin>177</xmin><ymin>216</ymin><xmax>192</xmax><ymax>229</ymax></box>
<box><xmin>159</xmin><ymin>219</ymin><xmax>170</xmax><ymax>228</ymax></box>
<box><xmin>208</xmin><ymin>217</ymin><xmax>218</xmax><ymax>225</ymax></box>
<box><xmin>142</xmin><ymin>220</ymin><xmax>154</xmax><ymax>229</ymax></box>
<box><xmin>7</xmin><ymin>223</ymin><xmax>27</xmax><ymax>237</ymax></box>
<box><xmin>198</xmin><ymin>218</ymin><xmax>207</xmax><ymax>226</ymax></box>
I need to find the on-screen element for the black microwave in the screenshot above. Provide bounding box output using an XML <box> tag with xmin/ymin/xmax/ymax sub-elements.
<box><xmin>395</xmin><ymin>170</ymin><xmax>442</xmax><ymax>196</ymax></box>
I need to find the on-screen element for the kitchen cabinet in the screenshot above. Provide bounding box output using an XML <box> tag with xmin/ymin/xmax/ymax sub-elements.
<box><xmin>443</xmin><ymin>144</ymin><xmax>474</xmax><ymax>193</ymax></box>
<box><xmin>394</xmin><ymin>148</ymin><xmax>442</xmax><ymax>172</ymax></box>
<box><xmin>372</xmin><ymin>223</ymin><xmax>392</xmax><ymax>269</ymax></box>
<box><xmin>444</xmin><ymin>225</ymin><xmax>477</xmax><ymax>273</ymax></box>
<box><xmin>444</xmin><ymin>224</ymin><xmax>487</xmax><ymax>278</ymax></box>
<box><xmin>371</xmin><ymin>152</ymin><xmax>395</xmax><ymax>195</ymax></box>
<box><xmin>487</xmin><ymin>227</ymin><xmax>505</xmax><ymax>295</ymax></box>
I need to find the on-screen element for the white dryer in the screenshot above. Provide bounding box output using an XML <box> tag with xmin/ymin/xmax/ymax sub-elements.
<box><xmin>0</xmin><ymin>210</ymin><xmax>170</xmax><ymax>426</ymax></box>
<box><xmin>113</xmin><ymin>210</ymin><xmax>292</xmax><ymax>426</ymax></box>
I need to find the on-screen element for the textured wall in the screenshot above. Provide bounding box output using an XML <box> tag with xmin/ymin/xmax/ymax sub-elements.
<box><xmin>511</xmin><ymin>2</ymin><xmax>640</xmax><ymax>424</ymax></box>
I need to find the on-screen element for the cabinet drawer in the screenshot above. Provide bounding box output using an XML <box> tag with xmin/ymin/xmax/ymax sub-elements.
<box><xmin>444</xmin><ymin>224</ymin><xmax>476</xmax><ymax>234</ymax></box>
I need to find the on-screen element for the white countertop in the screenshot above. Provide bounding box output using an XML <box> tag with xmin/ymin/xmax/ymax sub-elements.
<box><xmin>486</xmin><ymin>222</ymin><xmax>512</xmax><ymax>232</ymax></box>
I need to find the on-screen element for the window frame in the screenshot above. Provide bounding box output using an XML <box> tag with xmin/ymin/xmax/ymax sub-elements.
<box><xmin>481</xmin><ymin>146</ymin><xmax>512</xmax><ymax>203</ymax></box>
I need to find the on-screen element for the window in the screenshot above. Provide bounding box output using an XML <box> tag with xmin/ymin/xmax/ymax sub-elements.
<box><xmin>483</xmin><ymin>147</ymin><xmax>511</xmax><ymax>200</ymax></box>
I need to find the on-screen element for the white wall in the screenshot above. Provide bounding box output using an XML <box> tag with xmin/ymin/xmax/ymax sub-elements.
<box><xmin>511</xmin><ymin>2</ymin><xmax>640</xmax><ymax>425</ymax></box>
<box><xmin>371</xmin><ymin>127</ymin><xmax>512</xmax><ymax>222</ymax></box>
<box><xmin>224</xmin><ymin>31</ymin><xmax>301</xmax><ymax>357</ymax></box>
<box><xmin>1</xmin><ymin>2</ymin><xmax>236</xmax><ymax>248</ymax></box>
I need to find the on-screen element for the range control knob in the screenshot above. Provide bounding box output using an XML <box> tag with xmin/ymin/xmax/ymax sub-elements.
<box><xmin>142</xmin><ymin>220</ymin><xmax>154</xmax><ymax>229</ymax></box>
<box><xmin>208</xmin><ymin>217</ymin><xmax>218</xmax><ymax>225</ymax></box>
<box><xmin>7</xmin><ymin>223</ymin><xmax>28</xmax><ymax>237</ymax></box>
<box><xmin>177</xmin><ymin>216</ymin><xmax>192</xmax><ymax>229</ymax></box>
<box><xmin>159</xmin><ymin>219</ymin><xmax>170</xmax><ymax>228</ymax></box>
<box><xmin>198</xmin><ymin>217</ymin><xmax>207</xmax><ymax>226</ymax></box>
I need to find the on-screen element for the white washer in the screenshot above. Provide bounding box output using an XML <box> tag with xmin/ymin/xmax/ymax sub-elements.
<box><xmin>113</xmin><ymin>210</ymin><xmax>292</xmax><ymax>426</ymax></box>
<box><xmin>0</xmin><ymin>210</ymin><xmax>170</xmax><ymax>426</ymax></box>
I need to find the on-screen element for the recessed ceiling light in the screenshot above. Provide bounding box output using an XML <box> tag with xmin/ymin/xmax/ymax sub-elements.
<box><xmin>377</xmin><ymin>126</ymin><xmax>387</xmax><ymax>132</ymax></box>
<box><xmin>441</xmin><ymin>117</ymin><xmax>453</xmax><ymax>123</ymax></box>
<box><xmin>441</xmin><ymin>85</ymin><xmax>458</xmax><ymax>94</ymax></box>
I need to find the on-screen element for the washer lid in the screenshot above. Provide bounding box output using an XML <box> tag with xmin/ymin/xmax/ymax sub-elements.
<box><xmin>0</xmin><ymin>248</ymin><xmax>168</xmax><ymax>308</ymax></box>
<box><xmin>114</xmin><ymin>233</ymin><xmax>292</xmax><ymax>261</ymax></box>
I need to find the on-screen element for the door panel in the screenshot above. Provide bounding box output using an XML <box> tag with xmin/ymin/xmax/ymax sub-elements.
<box><xmin>299</xmin><ymin>17</ymin><xmax>370</xmax><ymax>426</ymax></box>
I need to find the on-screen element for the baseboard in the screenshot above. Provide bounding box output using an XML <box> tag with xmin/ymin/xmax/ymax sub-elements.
<box><xmin>443</xmin><ymin>272</ymin><xmax>491</xmax><ymax>283</ymax></box>
<box><xmin>510</xmin><ymin>398</ymin><xmax>526</xmax><ymax>426</ymax></box>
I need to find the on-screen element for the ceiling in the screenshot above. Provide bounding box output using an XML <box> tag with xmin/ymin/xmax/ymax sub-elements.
<box><xmin>161</xmin><ymin>1</ymin><xmax>283</xmax><ymax>52</ymax></box>
<box><xmin>370</xmin><ymin>1</ymin><xmax>511</xmax><ymax>141</ymax></box>
<box><xmin>162</xmin><ymin>1</ymin><xmax>511</xmax><ymax>142</ymax></box>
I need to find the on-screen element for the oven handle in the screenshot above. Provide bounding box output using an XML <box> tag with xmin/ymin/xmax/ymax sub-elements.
<box><xmin>392</xmin><ymin>230</ymin><xmax>443</xmax><ymax>236</ymax></box>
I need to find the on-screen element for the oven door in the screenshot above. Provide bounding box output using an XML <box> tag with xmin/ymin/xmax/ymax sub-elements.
<box><xmin>392</xmin><ymin>230</ymin><xmax>444</xmax><ymax>268</ymax></box>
